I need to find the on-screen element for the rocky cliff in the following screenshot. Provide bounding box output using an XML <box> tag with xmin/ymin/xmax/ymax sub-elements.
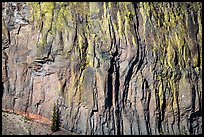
<box><xmin>2</xmin><ymin>2</ymin><xmax>202</xmax><ymax>135</ymax></box>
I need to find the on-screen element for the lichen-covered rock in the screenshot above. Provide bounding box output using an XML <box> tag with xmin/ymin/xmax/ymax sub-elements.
<box><xmin>2</xmin><ymin>2</ymin><xmax>202</xmax><ymax>135</ymax></box>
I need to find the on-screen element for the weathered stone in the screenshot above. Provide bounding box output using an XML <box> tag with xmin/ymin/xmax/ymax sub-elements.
<box><xmin>2</xmin><ymin>2</ymin><xmax>202</xmax><ymax>135</ymax></box>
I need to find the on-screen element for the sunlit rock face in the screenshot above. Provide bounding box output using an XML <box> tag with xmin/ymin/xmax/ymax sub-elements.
<box><xmin>2</xmin><ymin>2</ymin><xmax>202</xmax><ymax>135</ymax></box>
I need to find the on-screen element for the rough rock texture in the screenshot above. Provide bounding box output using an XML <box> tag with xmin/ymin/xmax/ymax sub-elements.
<box><xmin>2</xmin><ymin>2</ymin><xmax>202</xmax><ymax>135</ymax></box>
<box><xmin>2</xmin><ymin>111</ymin><xmax>78</xmax><ymax>135</ymax></box>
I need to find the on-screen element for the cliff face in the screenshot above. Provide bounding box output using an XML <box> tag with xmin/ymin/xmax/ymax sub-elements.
<box><xmin>2</xmin><ymin>2</ymin><xmax>202</xmax><ymax>135</ymax></box>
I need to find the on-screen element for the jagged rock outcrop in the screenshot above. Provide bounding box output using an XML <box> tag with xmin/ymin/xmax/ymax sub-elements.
<box><xmin>2</xmin><ymin>2</ymin><xmax>202</xmax><ymax>135</ymax></box>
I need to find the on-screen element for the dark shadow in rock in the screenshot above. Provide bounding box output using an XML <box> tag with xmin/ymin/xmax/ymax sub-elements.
<box><xmin>2</xmin><ymin>82</ymin><xmax>4</xmax><ymax>98</ymax></box>
<box><xmin>189</xmin><ymin>110</ymin><xmax>202</xmax><ymax>135</ymax></box>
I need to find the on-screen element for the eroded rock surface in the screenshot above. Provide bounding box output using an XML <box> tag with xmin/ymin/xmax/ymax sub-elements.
<box><xmin>2</xmin><ymin>2</ymin><xmax>202</xmax><ymax>135</ymax></box>
<box><xmin>2</xmin><ymin>111</ymin><xmax>77</xmax><ymax>135</ymax></box>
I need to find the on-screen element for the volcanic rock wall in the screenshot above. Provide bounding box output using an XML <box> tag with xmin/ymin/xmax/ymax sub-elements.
<box><xmin>2</xmin><ymin>2</ymin><xmax>202</xmax><ymax>135</ymax></box>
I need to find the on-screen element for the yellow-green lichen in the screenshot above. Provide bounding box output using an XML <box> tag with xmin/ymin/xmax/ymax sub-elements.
<box><xmin>78</xmin><ymin>34</ymin><xmax>83</xmax><ymax>58</ymax></box>
<box><xmin>124</xmin><ymin>15</ymin><xmax>130</xmax><ymax>46</ymax></box>
<box><xmin>139</xmin><ymin>4</ymin><xmax>147</xmax><ymax>37</ymax></box>
<box><xmin>28</xmin><ymin>2</ymin><xmax>41</xmax><ymax>29</ymax></box>
<box><xmin>86</xmin><ymin>34</ymin><xmax>95</xmax><ymax>68</ymax></box>
<box><xmin>117</xmin><ymin>10</ymin><xmax>122</xmax><ymax>39</ymax></box>
<box><xmin>158</xmin><ymin>80</ymin><xmax>163</xmax><ymax>110</ymax></box>
<box><xmin>166</xmin><ymin>42</ymin><xmax>175</xmax><ymax>69</ymax></box>
<box><xmin>89</xmin><ymin>2</ymin><xmax>100</xmax><ymax>16</ymax></box>
<box><xmin>75</xmin><ymin>71</ymin><xmax>85</xmax><ymax>103</ymax></box>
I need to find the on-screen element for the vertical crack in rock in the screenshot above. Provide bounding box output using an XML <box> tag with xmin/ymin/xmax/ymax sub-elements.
<box><xmin>114</xmin><ymin>47</ymin><xmax>121</xmax><ymax>135</ymax></box>
<box><xmin>122</xmin><ymin>34</ymin><xmax>141</xmax><ymax>106</ymax></box>
<box><xmin>141</xmin><ymin>79</ymin><xmax>152</xmax><ymax>135</ymax></box>
<box><xmin>154</xmin><ymin>81</ymin><xmax>162</xmax><ymax>134</ymax></box>
<box><xmin>105</xmin><ymin>11</ymin><xmax>118</xmax><ymax>109</ymax></box>
<box><xmin>105</xmin><ymin>50</ymin><xmax>115</xmax><ymax>109</ymax></box>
